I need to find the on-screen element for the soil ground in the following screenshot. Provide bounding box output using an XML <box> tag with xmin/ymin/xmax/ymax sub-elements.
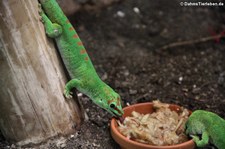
<box><xmin>1</xmin><ymin>0</ymin><xmax>225</xmax><ymax>148</ymax></box>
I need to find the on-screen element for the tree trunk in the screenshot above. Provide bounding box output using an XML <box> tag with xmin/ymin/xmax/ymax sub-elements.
<box><xmin>0</xmin><ymin>0</ymin><xmax>83</xmax><ymax>146</ymax></box>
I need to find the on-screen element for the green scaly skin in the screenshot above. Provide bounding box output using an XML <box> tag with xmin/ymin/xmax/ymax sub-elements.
<box><xmin>186</xmin><ymin>110</ymin><xmax>225</xmax><ymax>149</ymax></box>
<box><xmin>39</xmin><ymin>0</ymin><xmax>123</xmax><ymax>117</ymax></box>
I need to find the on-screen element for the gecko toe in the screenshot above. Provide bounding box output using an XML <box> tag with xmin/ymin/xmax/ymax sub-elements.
<box><xmin>38</xmin><ymin>5</ymin><xmax>44</xmax><ymax>15</ymax></box>
<box><xmin>63</xmin><ymin>90</ymin><xmax>73</xmax><ymax>99</ymax></box>
<box><xmin>39</xmin><ymin>17</ymin><xmax>45</xmax><ymax>23</ymax></box>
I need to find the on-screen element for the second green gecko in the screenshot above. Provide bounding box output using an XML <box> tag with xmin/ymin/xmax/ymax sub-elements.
<box><xmin>39</xmin><ymin>0</ymin><xmax>123</xmax><ymax>117</ymax></box>
<box><xmin>186</xmin><ymin>110</ymin><xmax>225</xmax><ymax>149</ymax></box>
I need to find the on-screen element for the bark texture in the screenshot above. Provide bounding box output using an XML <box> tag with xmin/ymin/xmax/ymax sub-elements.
<box><xmin>0</xmin><ymin>0</ymin><xmax>83</xmax><ymax>146</ymax></box>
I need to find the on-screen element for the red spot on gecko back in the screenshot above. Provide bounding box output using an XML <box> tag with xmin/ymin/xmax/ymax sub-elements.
<box><xmin>77</xmin><ymin>41</ymin><xmax>83</xmax><ymax>46</ymax></box>
<box><xmin>69</xmin><ymin>27</ymin><xmax>74</xmax><ymax>31</ymax></box>
<box><xmin>84</xmin><ymin>56</ymin><xmax>89</xmax><ymax>61</ymax></box>
<box><xmin>80</xmin><ymin>49</ymin><xmax>86</xmax><ymax>54</ymax></box>
<box><xmin>66</xmin><ymin>20</ymin><xmax>70</xmax><ymax>23</ymax></box>
<box><xmin>73</xmin><ymin>34</ymin><xmax>79</xmax><ymax>38</ymax></box>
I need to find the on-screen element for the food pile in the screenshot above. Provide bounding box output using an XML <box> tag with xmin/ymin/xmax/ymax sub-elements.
<box><xmin>117</xmin><ymin>101</ymin><xmax>189</xmax><ymax>146</ymax></box>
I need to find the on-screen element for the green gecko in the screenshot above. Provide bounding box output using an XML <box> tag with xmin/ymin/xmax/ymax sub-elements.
<box><xmin>186</xmin><ymin>110</ymin><xmax>225</xmax><ymax>149</ymax></box>
<box><xmin>38</xmin><ymin>0</ymin><xmax>123</xmax><ymax>117</ymax></box>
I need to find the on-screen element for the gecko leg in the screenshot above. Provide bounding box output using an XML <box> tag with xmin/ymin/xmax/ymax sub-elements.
<box><xmin>38</xmin><ymin>4</ymin><xmax>62</xmax><ymax>38</ymax></box>
<box><xmin>64</xmin><ymin>79</ymin><xmax>82</xmax><ymax>99</ymax></box>
<box><xmin>191</xmin><ymin>131</ymin><xmax>209</xmax><ymax>147</ymax></box>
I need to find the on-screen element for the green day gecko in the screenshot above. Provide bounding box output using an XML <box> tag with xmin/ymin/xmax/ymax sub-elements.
<box><xmin>186</xmin><ymin>110</ymin><xmax>225</xmax><ymax>149</ymax></box>
<box><xmin>38</xmin><ymin>0</ymin><xmax>123</xmax><ymax>117</ymax></box>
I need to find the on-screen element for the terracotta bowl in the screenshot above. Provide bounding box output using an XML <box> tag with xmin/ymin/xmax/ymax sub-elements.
<box><xmin>110</xmin><ymin>102</ymin><xmax>195</xmax><ymax>149</ymax></box>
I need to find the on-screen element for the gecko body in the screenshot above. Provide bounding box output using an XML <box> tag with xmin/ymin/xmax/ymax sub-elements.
<box><xmin>186</xmin><ymin>110</ymin><xmax>225</xmax><ymax>149</ymax></box>
<box><xmin>39</xmin><ymin>0</ymin><xmax>123</xmax><ymax>117</ymax></box>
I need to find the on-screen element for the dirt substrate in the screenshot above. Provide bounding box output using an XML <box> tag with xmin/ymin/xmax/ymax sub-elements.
<box><xmin>1</xmin><ymin>0</ymin><xmax>225</xmax><ymax>148</ymax></box>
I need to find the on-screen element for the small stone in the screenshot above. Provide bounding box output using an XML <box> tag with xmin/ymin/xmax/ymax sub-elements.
<box><xmin>179</xmin><ymin>76</ymin><xmax>183</xmax><ymax>82</ymax></box>
<box><xmin>116</xmin><ymin>11</ymin><xmax>125</xmax><ymax>17</ymax></box>
<box><xmin>192</xmin><ymin>88</ymin><xmax>201</xmax><ymax>94</ymax></box>
<box><xmin>195</xmin><ymin>96</ymin><xmax>200</xmax><ymax>100</ymax></box>
<box><xmin>77</xmin><ymin>93</ymin><xmax>83</xmax><ymax>97</ymax></box>
<box><xmin>101</xmin><ymin>73</ymin><xmax>108</xmax><ymax>81</ymax></box>
<box><xmin>124</xmin><ymin>70</ymin><xmax>129</xmax><ymax>76</ymax></box>
<box><xmin>129</xmin><ymin>89</ymin><xmax>137</xmax><ymax>95</ymax></box>
<box><xmin>60</xmin><ymin>143</ymin><xmax>66</xmax><ymax>148</ymax></box>
<box><xmin>56</xmin><ymin>137</ymin><xmax>67</xmax><ymax>148</ymax></box>
<box><xmin>84</xmin><ymin>112</ymin><xmax>89</xmax><ymax>121</ymax></box>
<box><xmin>11</xmin><ymin>144</ymin><xmax>16</xmax><ymax>149</ymax></box>
<box><xmin>182</xmin><ymin>88</ymin><xmax>188</xmax><ymax>92</ymax></box>
<box><xmin>133</xmin><ymin>7</ymin><xmax>140</xmax><ymax>14</ymax></box>
<box><xmin>218</xmin><ymin>75</ymin><xmax>224</xmax><ymax>85</ymax></box>
<box><xmin>177</xmin><ymin>76</ymin><xmax>183</xmax><ymax>84</ymax></box>
<box><xmin>92</xmin><ymin>143</ymin><xmax>100</xmax><ymax>147</ymax></box>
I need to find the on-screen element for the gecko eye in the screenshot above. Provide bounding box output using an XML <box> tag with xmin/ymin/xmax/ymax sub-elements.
<box><xmin>110</xmin><ymin>103</ymin><xmax>116</xmax><ymax>109</ymax></box>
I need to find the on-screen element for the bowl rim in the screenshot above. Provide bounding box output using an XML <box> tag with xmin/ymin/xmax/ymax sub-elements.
<box><xmin>110</xmin><ymin>102</ymin><xmax>195</xmax><ymax>149</ymax></box>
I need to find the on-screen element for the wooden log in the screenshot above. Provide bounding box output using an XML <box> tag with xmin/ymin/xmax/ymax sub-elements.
<box><xmin>0</xmin><ymin>0</ymin><xmax>83</xmax><ymax>146</ymax></box>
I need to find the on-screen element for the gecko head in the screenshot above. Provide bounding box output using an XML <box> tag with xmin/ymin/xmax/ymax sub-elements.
<box><xmin>91</xmin><ymin>85</ymin><xmax>124</xmax><ymax>118</ymax></box>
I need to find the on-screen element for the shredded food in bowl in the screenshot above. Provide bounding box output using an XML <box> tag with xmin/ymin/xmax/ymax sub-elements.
<box><xmin>117</xmin><ymin>101</ymin><xmax>189</xmax><ymax>146</ymax></box>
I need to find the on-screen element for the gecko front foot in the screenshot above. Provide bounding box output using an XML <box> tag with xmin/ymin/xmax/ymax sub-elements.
<box><xmin>190</xmin><ymin>135</ymin><xmax>200</xmax><ymax>142</ymax></box>
<box><xmin>63</xmin><ymin>79</ymin><xmax>81</xmax><ymax>99</ymax></box>
<box><xmin>63</xmin><ymin>88</ymin><xmax>73</xmax><ymax>99</ymax></box>
<box><xmin>190</xmin><ymin>134</ymin><xmax>208</xmax><ymax>147</ymax></box>
<box><xmin>38</xmin><ymin>4</ymin><xmax>45</xmax><ymax>23</ymax></box>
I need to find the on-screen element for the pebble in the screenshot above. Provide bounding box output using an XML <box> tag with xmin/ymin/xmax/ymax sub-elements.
<box><xmin>56</xmin><ymin>137</ymin><xmax>67</xmax><ymax>148</ymax></box>
<box><xmin>133</xmin><ymin>7</ymin><xmax>140</xmax><ymax>14</ymax></box>
<box><xmin>116</xmin><ymin>11</ymin><xmax>125</xmax><ymax>18</ymax></box>
<box><xmin>178</xmin><ymin>76</ymin><xmax>183</xmax><ymax>84</ymax></box>
<box><xmin>11</xmin><ymin>144</ymin><xmax>16</xmax><ymax>149</ymax></box>
<box><xmin>77</xmin><ymin>93</ymin><xmax>83</xmax><ymax>97</ymax></box>
<box><xmin>124</xmin><ymin>70</ymin><xmax>129</xmax><ymax>76</ymax></box>
<box><xmin>218</xmin><ymin>73</ymin><xmax>224</xmax><ymax>85</ymax></box>
<box><xmin>126</xmin><ymin>102</ymin><xmax>130</xmax><ymax>106</ymax></box>
<box><xmin>179</xmin><ymin>76</ymin><xmax>183</xmax><ymax>82</ymax></box>
<box><xmin>101</xmin><ymin>73</ymin><xmax>108</xmax><ymax>80</ymax></box>
<box><xmin>129</xmin><ymin>89</ymin><xmax>137</xmax><ymax>95</ymax></box>
<box><xmin>70</xmin><ymin>134</ymin><xmax>75</xmax><ymax>138</ymax></box>
<box><xmin>192</xmin><ymin>88</ymin><xmax>201</xmax><ymax>94</ymax></box>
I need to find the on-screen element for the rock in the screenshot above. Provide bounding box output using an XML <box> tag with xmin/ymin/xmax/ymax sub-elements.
<box><xmin>10</xmin><ymin>144</ymin><xmax>16</xmax><ymax>149</ymax></box>
<box><xmin>101</xmin><ymin>73</ymin><xmax>108</xmax><ymax>81</ymax></box>
<box><xmin>56</xmin><ymin>137</ymin><xmax>67</xmax><ymax>148</ymax></box>
<box><xmin>218</xmin><ymin>73</ymin><xmax>225</xmax><ymax>86</ymax></box>
<box><xmin>116</xmin><ymin>11</ymin><xmax>125</xmax><ymax>18</ymax></box>
<box><xmin>129</xmin><ymin>89</ymin><xmax>137</xmax><ymax>95</ymax></box>
<box><xmin>192</xmin><ymin>88</ymin><xmax>201</xmax><ymax>94</ymax></box>
<box><xmin>133</xmin><ymin>7</ymin><xmax>140</xmax><ymax>14</ymax></box>
<box><xmin>70</xmin><ymin>134</ymin><xmax>75</xmax><ymax>138</ymax></box>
